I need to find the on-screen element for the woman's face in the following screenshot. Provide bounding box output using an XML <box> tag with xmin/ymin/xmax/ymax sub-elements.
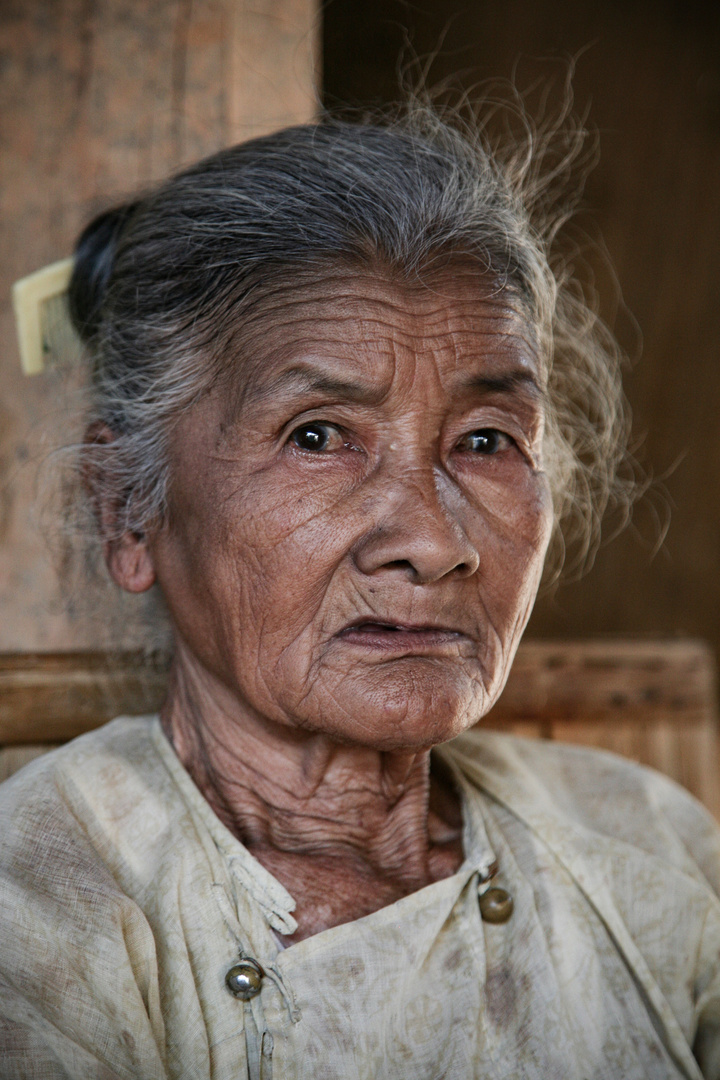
<box><xmin>148</xmin><ymin>268</ymin><xmax>553</xmax><ymax>750</ymax></box>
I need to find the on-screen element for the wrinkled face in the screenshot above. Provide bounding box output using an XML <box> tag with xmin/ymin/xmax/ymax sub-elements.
<box><xmin>149</xmin><ymin>268</ymin><xmax>554</xmax><ymax>750</ymax></box>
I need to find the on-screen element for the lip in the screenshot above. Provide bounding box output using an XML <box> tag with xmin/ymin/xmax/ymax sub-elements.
<box><xmin>337</xmin><ymin>619</ymin><xmax>469</xmax><ymax>654</ymax></box>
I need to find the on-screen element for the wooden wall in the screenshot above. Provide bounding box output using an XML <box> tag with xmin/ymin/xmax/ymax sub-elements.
<box><xmin>3</xmin><ymin>0</ymin><xmax>720</xmax><ymax>670</ymax></box>
<box><xmin>0</xmin><ymin>0</ymin><xmax>318</xmax><ymax>650</ymax></box>
<box><xmin>323</xmin><ymin>0</ymin><xmax>720</xmax><ymax>659</ymax></box>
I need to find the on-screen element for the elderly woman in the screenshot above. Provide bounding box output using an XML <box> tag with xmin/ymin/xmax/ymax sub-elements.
<box><xmin>1</xmin><ymin>112</ymin><xmax>720</xmax><ymax>1080</ymax></box>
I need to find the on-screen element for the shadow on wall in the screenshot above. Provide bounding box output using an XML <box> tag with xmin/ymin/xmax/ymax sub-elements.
<box><xmin>322</xmin><ymin>0</ymin><xmax>720</xmax><ymax>656</ymax></box>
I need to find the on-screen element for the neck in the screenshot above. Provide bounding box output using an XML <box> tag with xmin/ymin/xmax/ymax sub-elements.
<box><xmin>160</xmin><ymin>644</ymin><xmax>464</xmax><ymax>940</ymax></box>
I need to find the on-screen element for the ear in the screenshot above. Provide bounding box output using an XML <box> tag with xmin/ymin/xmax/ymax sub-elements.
<box><xmin>83</xmin><ymin>422</ymin><xmax>157</xmax><ymax>594</ymax></box>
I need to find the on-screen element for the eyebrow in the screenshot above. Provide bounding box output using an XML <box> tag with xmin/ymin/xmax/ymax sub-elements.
<box><xmin>459</xmin><ymin>370</ymin><xmax>545</xmax><ymax>398</ymax></box>
<box><xmin>259</xmin><ymin>366</ymin><xmax>388</xmax><ymax>406</ymax></box>
<box><xmin>254</xmin><ymin>363</ymin><xmax>543</xmax><ymax>407</ymax></box>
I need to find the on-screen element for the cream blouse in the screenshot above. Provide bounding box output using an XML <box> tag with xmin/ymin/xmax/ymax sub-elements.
<box><xmin>1</xmin><ymin>716</ymin><xmax>719</xmax><ymax>1079</ymax></box>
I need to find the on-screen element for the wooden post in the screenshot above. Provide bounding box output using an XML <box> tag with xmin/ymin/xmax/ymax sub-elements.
<box><xmin>0</xmin><ymin>0</ymin><xmax>318</xmax><ymax>651</ymax></box>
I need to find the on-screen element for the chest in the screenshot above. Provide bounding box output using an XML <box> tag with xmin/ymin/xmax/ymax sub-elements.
<box><xmin>257</xmin><ymin>874</ymin><xmax>687</xmax><ymax>1080</ymax></box>
<box><xmin>157</xmin><ymin>862</ymin><xmax>697</xmax><ymax>1080</ymax></box>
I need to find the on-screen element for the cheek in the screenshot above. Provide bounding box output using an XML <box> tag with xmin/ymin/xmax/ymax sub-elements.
<box><xmin>508</xmin><ymin>473</ymin><xmax>554</xmax><ymax>560</ymax></box>
<box><xmin>506</xmin><ymin>477</ymin><xmax>554</xmax><ymax>620</ymax></box>
<box><xmin>241</xmin><ymin>468</ymin><xmax>355</xmax><ymax>562</ymax></box>
<box><xmin>467</xmin><ymin>463</ymin><xmax>553</xmax><ymax>556</ymax></box>
<box><xmin>165</xmin><ymin>465</ymin><xmax>364</xmax><ymax>649</ymax></box>
<box><xmin>467</xmin><ymin>469</ymin><xmax>553</xmax><ymax>619</ymax></box>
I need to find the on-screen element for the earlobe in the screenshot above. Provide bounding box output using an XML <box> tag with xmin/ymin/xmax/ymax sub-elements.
<box><xmin>105</xmin><ymin>533</ymin><xmax>157</xmax><ymax>593</ymax></box>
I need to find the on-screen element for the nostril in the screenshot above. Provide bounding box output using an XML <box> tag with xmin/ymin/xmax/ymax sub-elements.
<box><xmin>353</xmin><ymin>520</ymin><xmax>480</xmax><ymax>583</ymax></box>
<box><xmin>382</xmin><ymin>558</ymin><xmax>419</xmax><ymax>581</ymax></box>
<box><xmin>384</xmin><ymin>557</ymin><xmax>476</xmax><ymax>582</ymax></box>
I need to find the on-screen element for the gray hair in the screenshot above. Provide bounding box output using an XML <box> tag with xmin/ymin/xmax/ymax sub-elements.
<box><xmin>69</xmin><ymin>104</ymin><xmax>632</xmax><ymax>578</ymax></box>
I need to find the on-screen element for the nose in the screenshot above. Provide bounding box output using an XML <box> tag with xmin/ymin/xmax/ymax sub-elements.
<box><xmin>353</xmin><ymin>466</ymin><xmax>481</xmax><ymax>584</ymax></box>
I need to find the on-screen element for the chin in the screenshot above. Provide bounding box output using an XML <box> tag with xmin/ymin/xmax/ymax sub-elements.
<box><xmin>301</xmin><ymin>662</ymin><xmax>491</xmax><ymax>751</ymax></box>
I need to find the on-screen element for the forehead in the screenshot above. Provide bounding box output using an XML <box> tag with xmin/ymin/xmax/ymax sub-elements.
<box><xmin>229</xmin><ymin>267</ymin><xmax>542</xmax><ymax>403</ymax></box>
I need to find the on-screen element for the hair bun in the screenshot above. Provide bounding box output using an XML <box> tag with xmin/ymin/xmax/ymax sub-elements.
<box><xmin>68</xmin><ymin>203</ymin><xmax>139</xmax><ymax>343</ymax></box>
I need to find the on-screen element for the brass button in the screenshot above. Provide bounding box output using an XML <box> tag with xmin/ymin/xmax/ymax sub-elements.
<box><xmin>225</xmin><ymin>958</ymin><xmax>264</xmax><ymax>999</ymax></box>
<box><xmin>479</xmin><ymin>886</ymin><xmax>514</xmax><ymax>924</ymax></box>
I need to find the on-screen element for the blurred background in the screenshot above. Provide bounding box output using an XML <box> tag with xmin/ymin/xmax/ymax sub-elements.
<box><xmin>323</xmin><ymin>0</ymin><xmax>720</xmax><ymax>656</ymax></box>
<box><xmin>1</xmin><ymin>0</ymin><xmax>719</xmax><ymax>657</ymax></box>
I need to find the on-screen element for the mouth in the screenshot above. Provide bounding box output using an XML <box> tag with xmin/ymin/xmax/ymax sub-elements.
<box><xmin>337</xmin><ymin>619</ymin><xmax>468</xmax><ymax>654</ymax></box>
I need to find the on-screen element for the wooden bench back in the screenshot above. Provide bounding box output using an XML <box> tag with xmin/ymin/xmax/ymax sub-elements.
<box><xmin>1</xmin><ymin>640</ymin><xmax>718</xmax><ymax>816</ymax></box>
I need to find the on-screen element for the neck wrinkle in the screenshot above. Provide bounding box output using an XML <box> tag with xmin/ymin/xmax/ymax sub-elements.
<box><xmin>160</xmin><ymin>646</ymin><xmax>458</xmax><ymax>885</ymax></box>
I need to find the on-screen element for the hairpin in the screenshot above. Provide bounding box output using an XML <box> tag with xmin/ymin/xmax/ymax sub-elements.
<box><xmin>12</xmin><ymin>257</ymin><xmax>79</xmax><ymax>375</ymax></box>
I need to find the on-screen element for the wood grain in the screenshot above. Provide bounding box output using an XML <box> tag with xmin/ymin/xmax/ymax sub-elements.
<box><xmin>0</xmin><ymin>650</ymin><xmax>170</xmax><ymax>743</ymax></box>
<box><xmin>0</xmin><ymin>0</ymin><xmax>318</xmax><ymax>653</ymax></box>
<box><xmin>485</xmin><ymin>639</ymin><xmax>716</xmax><ymax>728</ymax></box>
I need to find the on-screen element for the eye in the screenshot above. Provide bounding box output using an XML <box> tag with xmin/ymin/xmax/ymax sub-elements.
<box><xmin>289</xmin><ymin>422</ymin><xmax>344</xmax><ymax>453</ymax></box>
<box><xmin>456</xmin><ymin>428</ymin><xmax>513</xmax><ymax>455</ymax></box>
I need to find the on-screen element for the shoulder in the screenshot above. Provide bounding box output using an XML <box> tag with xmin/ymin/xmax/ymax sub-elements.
<box><xmin>0</xmin><ymin>719</ymin><xmax>170</xmax><ymax>1074</ymax></box>
<box><xmin>0</xmin><ymin>716</ymin><xmax>169</xmax><ymax>925</ymax></box>
<box><xmin>444</xmin><ymin>727</ymin><xmax>720</xmax><ymax>893</ymax></box>
<box><xmin>0</xmin><ymin>716</ymin><xmax>164</xmax><ymax>857</ymax></box>
<box><xmin>0</xmin><ymin>715</ymin><xmax>205</xmax><ymax>904</ymax></box>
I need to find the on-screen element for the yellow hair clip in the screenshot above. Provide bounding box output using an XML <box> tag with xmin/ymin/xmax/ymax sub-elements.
<box><xmin>12</xmin><ymin>257</ymin><xmax>79</xmax><ymax>375</ymax></box>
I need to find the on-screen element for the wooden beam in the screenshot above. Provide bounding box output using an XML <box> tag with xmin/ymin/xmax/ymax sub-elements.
<box><xmin>1</xmin><ymin>639</ymin><xmax>718</xmax><ymax>816</ymax></box>
<box><xmin>484</xmin><ymin>638</ymin><xmax>717</xmax><ymax>728</ymax></box>
<box><xmin>0</xmin><ymin>650</ymin><xmax>170</xmax><ymax>743</ymax></box>
<box><xmin>0</xmin><ymin>639</ymin><xmax>715</xmax><ymax>745</ymax></box>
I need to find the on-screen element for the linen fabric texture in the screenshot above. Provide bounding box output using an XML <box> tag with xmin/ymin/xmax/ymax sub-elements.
<box><xmin>0</xmin><ymin>716</ymin><xmax>719</xmax><ymax>1079</ymax></box>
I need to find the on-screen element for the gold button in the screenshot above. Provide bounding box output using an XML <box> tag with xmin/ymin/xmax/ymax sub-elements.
<box><xmin>479</xmin><ymin>886</ymin><xmax>514</xmax><ymax>924</ymax></box>
<box><xmin>225</xmin><ymin>958</ymin><xmax>264</xmax><ymax>999</ymax></box>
